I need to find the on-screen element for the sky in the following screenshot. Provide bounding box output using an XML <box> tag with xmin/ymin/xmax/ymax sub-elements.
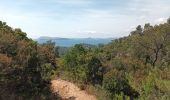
<box><xmin>0</xmin><ymin>0</ymin><xmax>170</xmax><ymax>38</ymax></box>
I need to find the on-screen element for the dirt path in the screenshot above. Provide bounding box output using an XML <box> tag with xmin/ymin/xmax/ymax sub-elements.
<box><xmin>51</xmin><ymin>79</ymin><xmax>97</xmax><ymax>100</ymax></box>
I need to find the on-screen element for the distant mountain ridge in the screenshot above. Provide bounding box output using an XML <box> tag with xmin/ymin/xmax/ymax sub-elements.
<box><xmin>37</xmin><ymin>36</ymin><xmax>68</xmax><ymax>40</ymax></box>
<box><xmin>35</xmin><ymin>36</ymin><xmax>114</xmax><ymax>47</ymax></box>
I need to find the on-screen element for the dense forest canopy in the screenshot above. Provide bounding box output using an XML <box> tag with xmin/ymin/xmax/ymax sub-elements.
<box><xmin>0</xmin><ymin>18</ymin><xmax>170</xmax><ymax>100</ymax></box>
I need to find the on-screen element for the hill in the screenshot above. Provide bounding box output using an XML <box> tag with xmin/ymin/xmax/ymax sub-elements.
<box><xmin>35</xmin><ymin>37</ymin><xmax>114</xmax><ymax>47</ymax></box>
<box><xmin>58</xmin><ymin>19</ymin><xmax>170</xmax><ymax>100</ymax></box>
<box><xmin>1</xmin><ymin>19</ymin><xmax>170</xmax><ymax>100</ymax></box>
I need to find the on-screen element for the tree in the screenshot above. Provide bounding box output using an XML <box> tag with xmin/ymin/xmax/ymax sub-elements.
<box><xmin>144</xmin><ymin>23</ymin><xmax>153</xmax><ymax>31</ymax></box>
<box><xmin>103</xmin><ymin>71</ymin><xmax>139</xmax><ymax>100</ymax></box>
<box><xmin>136</xmin><ymin>22</ymin><xmax>170</xmax><ymax>67</ymax></box>
<box><xmin>14</xmin><ymin>28</ymin><xmax>28</xmax><ymax>40</ymax></box>
<box><xmin>63</xmin><ymin>44</ymin><xmax>87</xmax><ymax>82</ymax></box>
<box><xmin>86</xmin><ymin>55</ymin><xmax>104</xmax><ymax>85</ymax></box>
<box><xmin>131</xmin><ymin>25</ymin><xmax>143</xmax><ymax>35</ymax></box>
<box><xmin>0</xmin><ymin>21</ymin><xmax>59</xmax><ymax>99</ymax></box>
<box><xmin>167</xmin><ymin>18</ymin><xmax>170</xmax><ymax>24</ymax></box>
<box><xmin>63</xmin><ymin>44</ymin><xmax>104</xmax><ymax>84</ymax></box>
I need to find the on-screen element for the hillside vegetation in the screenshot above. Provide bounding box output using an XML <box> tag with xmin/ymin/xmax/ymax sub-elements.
<box><xmin>0</xmin><ymin>21</ymin><xmax>60</xmax><ymax>99</ymax></box>
<box><xmin>1</xmin><ymin>18</ymin><xmax>170</xmax><ymax>100</ymax></box>
<box><xmin>58</xmin><ymin>19</ymin><xmax>170</xmax><ymax>100</ymax></box>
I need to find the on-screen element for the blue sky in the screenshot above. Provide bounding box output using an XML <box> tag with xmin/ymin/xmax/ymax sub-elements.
<box><xmin>0</xmin><ymin>0</ymin><xmax>170</xmax><ymax>38</ymax></box>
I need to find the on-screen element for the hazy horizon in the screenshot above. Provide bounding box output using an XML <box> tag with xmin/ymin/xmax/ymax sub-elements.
<box><xmin>35</xmin><ymin>36</ymin><xmax>117</xmax><ymax>39</ymax></box>
<box><xmin>0</xmin><ymin>0</ymin><xmax>170</xmax><ymax>38</ymax></box>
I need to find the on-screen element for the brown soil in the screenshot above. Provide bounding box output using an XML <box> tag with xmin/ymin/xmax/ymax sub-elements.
<box><xmin>51</xmin><ymin>79</ymin><xmax>96</xmax><ymax>100</ymax></box>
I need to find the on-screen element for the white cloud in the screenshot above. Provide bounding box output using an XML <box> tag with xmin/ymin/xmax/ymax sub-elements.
<box><xmin>139</xmin><ymin>16</ymin><xmax>146</xmax><ymax>20</ymax></box>
<box><xmin>154</xmin><ymin>17</ymin><xmax>167</xmax><ymax>24</ymax></box>
<box><xmin>52</xmin><ymin>0</ymin><xmax>92</xmax><ymax>5</ymax></box>
<box><xmin>1</xmin><ymin>0</ymin><xmax>170</xmax><ymax>38</ymax></box>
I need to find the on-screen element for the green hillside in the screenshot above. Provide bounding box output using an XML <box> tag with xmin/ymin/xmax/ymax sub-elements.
<box><xmin>1</xmin><ymin>18</ymin><xmax>170</xmax><ymax>100</ymax></box>
<box><xmin>58</xmin><ymin>19</ymin><xmax>170</xmax><ymax>100</ymax></box>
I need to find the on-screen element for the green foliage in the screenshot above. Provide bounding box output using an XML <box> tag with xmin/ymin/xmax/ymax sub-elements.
<box><xmin>103</xmin><ymin>71</ymin><xmax>139</xmax><ymax>99</ymax></box>
<box><xmin>14</xmin><ymin>28</ymin><xmax>28</xmax><ymax>40</ymax></box>
<box><xmin>2</xmin><ymin>16</ymin><xmax>170</xmax><ymax>100</ymax></box>
<box><xmin>59</xmin><ymin>18</ymin><xmax>170</xmax><ymax>100</ymax></box>
<box><xmin>138</xmin><ymin>69</ymin><xmax>170</xmax><ymax>100</ymax></box>
<box><xmin>40</xmin><ymin>63</ymin><xmax>55</xmax><ymax>81</ymax></box>
<box><xmin>62</xmin><ymin>44</ymin><xmax>104</xmax><ymax>85</ymax></box>
<box><xmin>0</xmin><ymin>21</ymin><xmax>59</xmax><ymax>99</ymax></box>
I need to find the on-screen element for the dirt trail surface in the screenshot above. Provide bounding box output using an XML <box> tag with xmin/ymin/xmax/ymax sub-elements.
<box><xmin>51</xmin><ymin>79</ymin><xmax>97</xmax><ymax>100</ymax></box>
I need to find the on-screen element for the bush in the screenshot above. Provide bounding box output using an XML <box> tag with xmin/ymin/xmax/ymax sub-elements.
<box><xmin>103</xmin><ymin>71</ymin><xmax>139</xmax><ymax>100</ymax></box>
